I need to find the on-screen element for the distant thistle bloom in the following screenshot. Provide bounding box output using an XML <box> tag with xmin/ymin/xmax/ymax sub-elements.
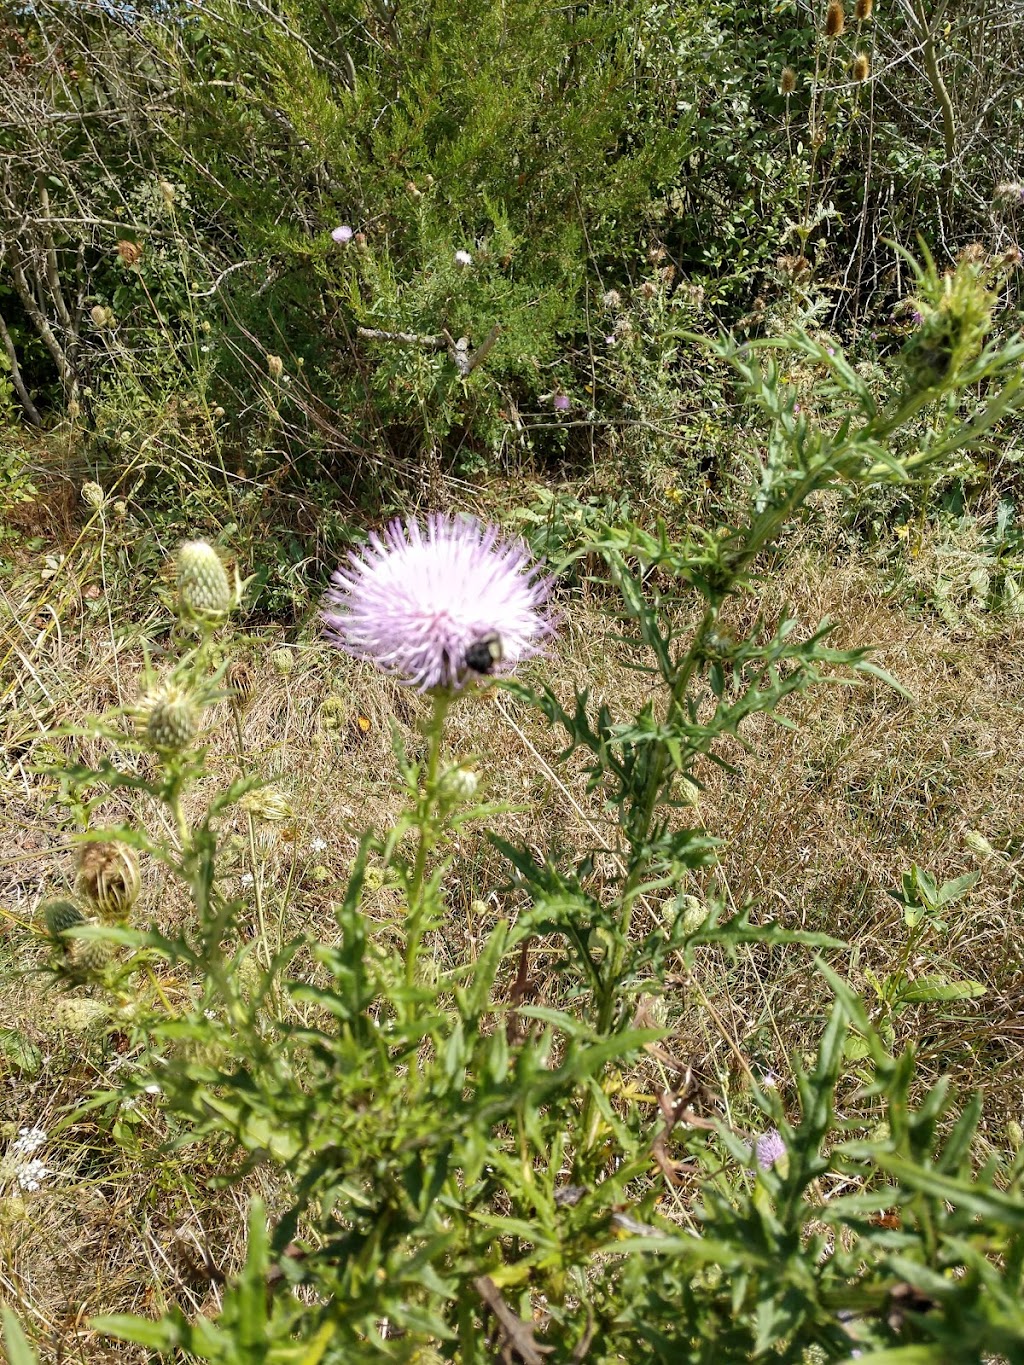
<box><xmin>77</xmin><ymin>841</ymin><xmax>141</xmax><ymax>920</ymax></box>
<box><xmin>780</xmin><ymin>66</ymin><xmax>797</xmax><ymax>95</ymax></box>
<box><xmin>825</xmin><ymin>0</ymin><xmax>845</xmax><ymax>37</ymax></box>
<box><xmin>852</xmin><ymin>52</ymin><xmax>870</xmax><ymax>81</ymax></box>
<box><xmin>553</xmin><ymin>393</ymin><xmax>571</xmax><ymax>412</ymax></box>
<box><xmin>332</xmin><ymin>224</ymin><xmax>354</xmax><ymax>243</ymax></box>
<box><xmin>454</xmin><ymin>249</ymin><xmax>473</xmax><ymax>267</ymax></box>
<box><xmin>324</xmin><ymin>514</ymin><xmax>554</xmax><ymax>691</ymax></box>
<box><xmin>755</xmin><ymin>1128</ymin><xmax>786</xmax><ymax>1170</ymax></box>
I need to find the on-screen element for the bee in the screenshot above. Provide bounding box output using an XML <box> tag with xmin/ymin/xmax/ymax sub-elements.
<box><xmin>463</xmin><ymin>632</ymin><xmax>504</xmax><ymax>675</ymax></box>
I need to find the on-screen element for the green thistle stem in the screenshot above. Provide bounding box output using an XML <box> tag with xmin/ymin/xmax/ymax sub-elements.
<box><xmin>404</xmin><ymin>689</ymin><xmax>453</xmax><ymax>994</ymax></box>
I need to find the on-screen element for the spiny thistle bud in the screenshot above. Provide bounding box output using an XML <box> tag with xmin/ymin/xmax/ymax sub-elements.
<box><xmin>271</xmin><ymin>647</ymin><xmax>294</xmax><ymax>676</ymax></box>
<box><xmin>901</xmin><ymin>257</ymin><xmax>995</xmax><ymax>390</ymax></box>
<box><xmin>780</xmin><ymin>66</ymin><xmax>797</xmax><ymax>95</ymax></box>
<box><xmin>90</xmin><ymin>304</ymin><xmax>107</xmax><ymax>328</ymax></box>
<box><xmin>70</xmin><ymin>931</ymin><xmax>114</xmax><ymax>975</ymax></box>
<box><xmin>76</xmin><ymin>842</ymin><xmax>141</xmax><ymax>920</ymax></box>
<box><xmin>854</xmin><ymin>0</ymin><xmax>872</xmax><ymax>17</ymax></box>
<box><xmin>54</xmin><ymin>997</ymin><xmax>109</xmax><ymax>1032</ymax></box>
<box><xmin>266</xmin><ymin>354</ymin><xmax>284</xmax><ymax>380</ymax></box>
<box><xmin>1007</xmin><ymin>1119</ymin><xmax>1024</xmax><ymax>1149</ymax></box>
<box><xmin>145</xmin><ymin>683</ymin><xmax>199</xmax><ymax>752</ymax></box>
<box><xmin>81</xmin><ymin>481</ymin><xmax>105</xmax><ymax>510</ymax></box>
<box><xmin>852</xmin><ymin>51</ymin><xmax>870</xmax><ymax>81</ymax></box>
<box><xmin>227</xmin><ymin>660</ymin><xmax>255</xmax><ymax>709</ymax></box>
<box><xmin>41</xmin><ymin>899</ymin><xmax>85</xmax><ymax>942</ymax></box>
<box><xmin>825</xmin><ymin>0</ymin><xmax>845</xmax><ymax>37</ymax></box>
<box><xmin>319</xmin><ymin>694</ymin><xmax>347</xmax><ymax>731</ymax></box>
<box><xmin>965</xmin><ymin>829</ymin><xmax>996</xmax><ymax>858</ymax></box>
<box><xmin>240</xmin><ymin>786</ymin><xmax>294</xmax><ymax>823</ymax></box>
<box><xmin>177</xmin><ymin>540</ymin><xmax>232</xmax><ymax>620</ymax></box>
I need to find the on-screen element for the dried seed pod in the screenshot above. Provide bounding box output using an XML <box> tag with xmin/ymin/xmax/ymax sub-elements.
<box><xmin>852</xmin><ymin>51</ymin><xmax>870</xmax><ymax>81</ymax></box>
<box><xmin>77</xmin><ymin>842</ymin><xmax>141</xmax><ymax>920</ymax></box>
<box><xmin>227</xmin><ymin>660</ymin><xmax>255</xmax><ymax>709</ymax></box>
<box><xmin>116</xmin><ymin>240</ymin><xmax>143</xmax><ymax>266</ymax></box>
<box><xmin>825</xmin><ymin>0</ymin><xmax>845</xmax><ymax>37</ymax></box>
<box><xmin>855</xmin><ymin>0</ymin><xmax>872</xmax><ymax>18</ymax></box>
<box><xmin>780</xmin><ymin>66</ymin><xmax>797</xmax><ymax>95</ymax></box>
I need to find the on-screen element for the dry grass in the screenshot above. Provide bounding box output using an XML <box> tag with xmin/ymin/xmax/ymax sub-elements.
<box><xmin>2</xmin><ymin>482</ymin><xmax>1024</xmax><ymax>1358</ymax></box>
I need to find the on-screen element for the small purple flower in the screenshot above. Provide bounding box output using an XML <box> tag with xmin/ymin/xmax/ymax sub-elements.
<box><xmin>332</xmin><ymin>225</ymin><xmax>354</xmax><ymax>244</ymax></box>
<box><xmin>324</xmin><ymin>514</ymin><xmax>554</xmax><ymax>691</ymax></box>
<box><xmin>793</xmin><ymin>402</ymin><xmax>802</xmax><ymax>416</ymax></box>
<box><xmin>553</xmin><ymin>393</ymin><xmax>571</xmax><ymax>413</ymax></box>
<box><xmin>755</xmin><ymin>1128</ymin><xmax>786</xmax><ymax>1170</ymax></box>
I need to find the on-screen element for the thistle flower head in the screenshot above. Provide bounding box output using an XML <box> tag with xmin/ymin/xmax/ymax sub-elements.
<box><xmin>76</xmin><ymin>841</ymin><xmax>141</xmax><ymax>920</ymax></box>
<box><xmin>54</xmin><ymin>997</ymin><xmax>109</xmax><ymax>1032</ymax></box>
<box><xmin>855</xmin><ymin>0</ymin><xmax>873</xmax><ymax>17</ymax></box>
<box><xmin>177</xmin><ymin>540</ymin><xmax>232</xmax><ymax>621</ymax></box>
<box><xmin>332</xmin><ymin>224</ymin><xmax>354</xmax><ymax>243</ymax></box>
<box><xmin>144</xmin><ymin>683</ymin><xmax>199</xmax><ymax>752</ymax></box>
<box><xmin>755</xmin><ymin>1128</ymin><xmax>786</xmax><ymax>1170</ymax></box>
<box><xmin>81</xmin><ymin>481</ymin><xmax>105</xmax><ymax>510</ymax></box>
<box><xmin>324</xmin><ymin>513</ymin><xmax>554</xmax><ymax>691</ymax></box>
<box><xmin>825</xmin><ymin>0</ymin><xmax>845</xmax><ymax>37</ymax></box>
<box><xmin>852</xmin><ymin>51</ymin><xmax>870</xmax><ymax>81</ymax></box>
<box><xmin>41</xmin><ymin>899</ymin><xmax>85</xmax><ymax>942</ymax></box>
<box><xmin>780</xmin><ymin>65</ymin><xmax>797</xmax><ymax>95</ymax></box>
<box><xmin>454</xmin><ymin>249</ymin><xmax>473</xmax><ymax>268</ymax></box>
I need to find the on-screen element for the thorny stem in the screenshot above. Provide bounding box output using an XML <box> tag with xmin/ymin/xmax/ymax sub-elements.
<box><xmin>404</xmin><ymin>689</ymin><xmax>452</xmax><ymax>994</ymax></box>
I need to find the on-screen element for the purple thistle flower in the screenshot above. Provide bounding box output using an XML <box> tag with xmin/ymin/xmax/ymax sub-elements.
<box><xmin>332</xmin><ymin>225</ymin><xmax>354</xmax><ymax>244</ymax></box>
<box><xmin>323</xmin><ymin>514</ymin><xmax>554</xmax><ymax>691</ymax></box>
<box><xmin>755</xmin><ymin>1128</ymin><xmax>786</xmax><ymax>1170</ymax></box>
<box><xmin>553</xmin><ymin>393</ymin><xmax>571</xmax><ymax>412</ymax></box>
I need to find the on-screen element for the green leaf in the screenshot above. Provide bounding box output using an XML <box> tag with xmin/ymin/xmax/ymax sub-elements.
<box><xmin>0</xmin><ymin>1026</ymin><xmax>42</xmax><ymax>1076</ymax></box>
<box><xmin>2</xmin><ymin>1308</ymin><xmax>40</xmax><ymax>1365</ymax></box>
<box><xmin>896</xmin><ymin>976</ymin><xmax>985</xmax><ymax>1004</ymax></box>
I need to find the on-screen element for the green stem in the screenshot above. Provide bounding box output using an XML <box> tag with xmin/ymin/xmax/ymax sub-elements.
<box><xmin>404</xmin><ymin>689</ymin><xmax>452</xmax><ymax>994</ymax></box>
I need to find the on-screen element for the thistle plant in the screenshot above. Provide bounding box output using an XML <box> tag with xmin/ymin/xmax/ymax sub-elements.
<box><xmin>18</xmin><ymin>252</ymin><xmax>1024</xmax><ymax>1362</ymax></box>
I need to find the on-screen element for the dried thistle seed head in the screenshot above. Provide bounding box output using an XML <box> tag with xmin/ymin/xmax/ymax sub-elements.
<box><xmin>852</xmin><ymin>51</ymin><xmax>870</xmax><ymax>80</ymax></box>
<box><xmin>855</xmin><ymin>0</ymin><xmax>873</xmax><ymax>17</ymax></box>
<box><xmin>442</xmin><ymin>766</ymin><xmax>479</xmax><ymax>802</ymax></box>
<box><xmin>54</xmin><ymin>997</ymin><xmax>109</xmax><ymax>1032</ymax></box>
<box><xmin>116</xmin><ymin>240</ymin><xmax>142</xmax><ymax>266</ymax></box>
<box><xmin>227</xmin><ymin>660</ymin><xmax>255</xmax><ymax>708</ymax></box>
<box><xmin>145</xmin><ymin>683</ymin><xmax>199</xmax><ymax>752</ymax></box>
<box><xmin>177</xmin><ymin>540</ymin><xmax>232</xmax><ymax>620</ymax></box>
<box><xmin>994</xmin><ymin>181</ymin><xmax>1024</xmax><ymax>207</ymax></box>
<box><xmin>159</xmin><ymin>179</ymin><xmax>176</xmax><ymax>204</ymax></box>
<box><xmin>77</xmin><ymin>842</ymin><xmax>141</xmax><ymax>920</ymax></box>
<box><xmin>41</xmin><ymin>899</ymin><xmax>86</xmax><ymax>942</ymax></box>
<box><xmin>266</xmin><ymin>353</ymin><xmax>284</xmax><ymax>380</ymax></box>
<box><xmin>825</xmin><ymin>0</ymin><xmax>845</xmax><ymax>37</ymax></box>
<box><xmin>602</xmin><ymin>288</ymin><xmax>623</xmax><ymax>310</ymax></box>
<box><xmin>90</xmin><ymin>304</ymin><xmax>107</xmax><ymax>328</ymax></box>
<box><xmin>780</xmin><ymin>65</ymin><xmax>797</xmax><ymax>95</ymax></box>
<box><xmin>240</xmin><ymin>786</ymin><xmax>294</xmax><ymax>823</ymax></box>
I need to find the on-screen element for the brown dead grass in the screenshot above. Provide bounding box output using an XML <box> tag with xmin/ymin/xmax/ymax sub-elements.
<box><xmin>2</xmin><ymin>502</ymin><xmax>1024</xmax><ymax>1358</ymax></box>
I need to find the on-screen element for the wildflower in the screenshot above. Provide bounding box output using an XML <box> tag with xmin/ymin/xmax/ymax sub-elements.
<box><xmin>324</xmin><ymin>513</ymin><xmax>554</xmax><ymax>691</ymax></box>
<box><xmin>113</xmin><ymin>500</ymin><xmax>127</xmax><ymax>518</ymax></box>
<box><xmin>443</xmin><ymin>766</ymin><xmax>479</xmax><ymax>802</ymax></box>
<box><xmin>17</xmin><ymin>1159</ymin><xmax>50</xmax><ymax>1192</ymax></box>
<box><xmin>12</xmin><ymin>1128</ymin><xmax>46</xmax><ymax>1158</ymax></box>
<box><xmin>553</xmin><ymin>393</ymin><xmax>571</xmax><ymax>413</ymax></box>
<box><xmin>159</xmin><ymin>179</ymin><xmax>176</xmax><ymax>204</ymax></box>
<box><xmin>454</xmin><ymin>249</ymin><xmax>473</xmax><ymax>268</ymax></box>
<box><xmin>81</xmin><ymin>481</ymin><xmax>105</xmax><ymax>510</ymax></box>
<box><xmin>332</xmin><ymin>225</ymin><xmax>354</xmax><ymax>244</ymax></box>
<box><xmin>266</xmin><ymin>354</ymin><xmax>284</xmax><ymax>380</ymax></box>
<box><xmin>602</xmin><ymin>288</ymin><xmax>622</xmax><ymax>310</ymax></box>
<box><xmin>755</xmin><ymin>1128</ymin><xmax>786</xmax><ymax>1170</ymax></box>
<box><xmin>239</xmin><ymin>872</ymin><xmax>255</xmax><ymax>888</ymax></box>
<box><xmin>780</xmin><ymin>66</ymin><xmax>797</xmax><ymax>95</ymax></box>
<box><xmin>241</xmin><ymin>786</ymin><xmax>294</xmax><ymax>823</ymax></box>
<box><xmin>309</xmin><ymin>836</ymin><xmax>328</xmax><ymax>854</ymax></box>
<box><xmin>825</xmin><ymin>0</ymin><xmax>845</xmax><ymax>37</ymax></box>
<box><xmin>852</xmin><ymin>52</ymin><xmax>870</xmax><ymax>81</ymax></box>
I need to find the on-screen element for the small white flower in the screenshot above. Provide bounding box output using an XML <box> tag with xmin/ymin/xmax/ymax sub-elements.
<box><xmin>309</xmin><ymin>837</ymin><xmax>328</xmax><ymax>854</ymax></box>
<box><xmin>454</xmin><ymin>249</ymin><xmax>473</xmax><ymax>268</ymax></box>
<box><xmin>13</xmin><ymin>1127</ymin><xmax>46</xmax><ymax>1158</ymax></box>
<box><xmin>144</xmin><ymin>1083</ymin><xmax>161</xmax><ymax>1095</ymax></box>
<box><xmin>240</xmin><ymin>872</ymin><xmax>255</xmax><ymax>888</ymax></box>
<box><xmin>17</xmin><ymin>1159</ymin><xmax>50</xmax><ymax>1191</ymax></box>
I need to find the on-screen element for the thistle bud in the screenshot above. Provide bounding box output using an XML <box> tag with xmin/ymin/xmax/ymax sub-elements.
<box><xmin>54</xmin><ymin>997</ymin><xmax>109</xmax><ymax>1032</ymax></box>
<box><xmin>965</xmin><ymin>830</ymin><xmax>995</xmax><ymax>858</ymax></box>
<box><xmin>145</xmin><ymin>683</ymin><xmax>199</xmax><ymax>752</ymax></box>
<box><xmin>159</xmin><ymin>179</ymin><xmax>176</xmax><ymax>204</ymax></box>
<box><xmin>41</xmin><ymin>899</ymin><xmax>85</xmax><ymax>942</ymax></box>
<box><xmin>76</xmin><ymin>841</ymin><xmax>141</xmax><ymax>920</ymax></box>
<box><xmin>443</xmin><ymin>766</ymin><xmax>478</xmax><ymax>803</ymax></box>
<box><xmin>266</xmin><ymin>354</ymin><xmax>284</xmax><ymax>380</ymax></box>
<box><xmin>90</xmin><ymin>304</ymin><xmax>107</xmax><ymax>328</ymax></box>
<box><xmin>852</xmin><ymin>52</ymin><xmax>870</xmax><ymax>81</ymax></box>
<box><xmin>212</xmin><ymin>406</ymin><xmax>226</xmax><ymax>420</ymax></box>
<box><xmin>780</xmin><ymin>66</ymin><xmax>797</xmax><ymax>95</ymax></box>
<box><xmin>854</xmin><ymin>0</ymin><xmax>872</xmax><ymax>18</ymax></box>
<box><xmin>81</xmin><ymin>481</ymin><xmax>105</xmax><ymax>510</ymax></box>
<box><xmin>825</xmin><ymin>1</ymin><xmax>845</xmax><ymax>37</ymax></box>
<box><xmin>271</xmin><ymin>647</ymin><xmax>294</xmax><ymax>676</ymax></box>
<box><xmin>177</xmin><ymin>540</ymin><xmax>232</xmax><ymax>620</ymax></box>
<box><xmin>470</xmin><ymin>899</ymin><xmax>487</xmax><ymax>917</ymax></box>
<box><xmin>70</xmin><ymin>931</ymin><xmax>114</xmax><ymax>975</ymax></box>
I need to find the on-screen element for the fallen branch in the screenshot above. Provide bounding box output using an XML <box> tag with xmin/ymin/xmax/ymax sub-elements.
<box><xmin>357</xmin><ymin>323</ymin><xmax>502</xmax><ymax>376</ymax></box>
